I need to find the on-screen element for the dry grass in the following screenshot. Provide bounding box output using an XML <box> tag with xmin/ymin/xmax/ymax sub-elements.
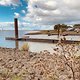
<box><xmin>12</xmin><ymin>75</ymin><xmax>22</xmax><ymax>80</ymax></box>
<box><xmin>20</xmin><ymin>42</ymin><xmax>29</xmax><ymax>51</ymax></box>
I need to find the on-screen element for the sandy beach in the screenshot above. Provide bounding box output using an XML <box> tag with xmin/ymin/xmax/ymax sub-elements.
<box><xmin>0</xmin><ymin>46</ymin><xmax>80</xmax><ymax>80</ymax></box>
<box><xmin>0</xmin><ymin>0</ymin><xmax>80</xmax><ymax>80</ymax></box>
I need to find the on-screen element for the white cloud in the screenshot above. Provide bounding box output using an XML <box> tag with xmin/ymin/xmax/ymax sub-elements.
<box><xmin>14</xmin><ymin>12</ymin><xmax>20</xmax><ymax>18</ymax></box>
<box><xmin>0</xmin><ymin>22</ymin><xmax>28</xmax><ymax>30</ymax></box>
<box><xmin>0</xmin><ymin>0</ymin><xmax>21</xmax><ymax>6</ymax></box>
<box><xmin>0</xmin><ymin>22</ymin><xmax>14</xmax><ymax>30</ymax></box>
<box><xmin>21</xmin><ymin>10</ymin><xmax>26</xmax><ymax>14</ymax></box>
<box><xmin>63</xmin><ymin>0</ymin><xmax>80</xmax><ymax>9</ymax></box>
<box><xmin>0</xmin><ymin>22</ymin><xmax>48</xmax><ymax>30</ymax></box>
<box><xmin>23</xmin><ymin>0</ymin><xmax>80</xmax><ymax>26</ymax></box>
<box><xmin>30</xmin><ymin>0</ymin><xmax>58</xmax><ymax>11</ymax></box>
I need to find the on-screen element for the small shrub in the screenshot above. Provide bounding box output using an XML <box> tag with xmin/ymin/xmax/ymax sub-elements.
<box><xmin>20</xmin><ymin>42</ymin><xmax>29</xmax><ymax>51</ymax></box>
<box><xmin>12</xmin><ymin>75</ymin><xmax>22</xmax><ymax>80</ymax></box>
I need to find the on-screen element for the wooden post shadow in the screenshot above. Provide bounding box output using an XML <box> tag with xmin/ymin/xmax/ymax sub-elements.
<box><xmin>15</xmin><ymin>41</ymin><xmax>19</xmax><ymax>49</ymax></box>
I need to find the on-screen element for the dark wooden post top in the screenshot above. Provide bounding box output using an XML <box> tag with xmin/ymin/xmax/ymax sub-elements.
<box><xmin>14</xmin><ymin>18</ymin><xmax>18</xmax><ymax>39</ymax></box>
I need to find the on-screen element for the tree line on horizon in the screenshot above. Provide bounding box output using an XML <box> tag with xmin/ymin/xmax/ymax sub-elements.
<box><xmin>54</xmin><ymin>24</ymin><xmax>80</xmax><ymax>31</ymax></box>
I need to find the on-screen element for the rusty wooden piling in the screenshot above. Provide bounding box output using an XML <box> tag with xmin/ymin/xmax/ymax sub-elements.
<box><xmin>14</xmin><ymin>18</ymin><xmax>18</xmax><ymax>39</ymax></box>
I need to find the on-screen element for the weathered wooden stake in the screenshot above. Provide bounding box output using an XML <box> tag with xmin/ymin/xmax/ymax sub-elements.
<box><xmin>58</xmin><ymin>24</ymin><xmax>60</xmax><ymax>39</ymax></box>
<box><xmin>14</xmin><ymin>18</ymin><xmax>18</xmax><ymax>39</ymax></box>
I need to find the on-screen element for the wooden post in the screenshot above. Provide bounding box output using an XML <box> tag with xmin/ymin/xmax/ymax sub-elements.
<box><xmin>58</xmin><ymin>24</ymin><xmax>60</xmax><ymax>39</ymax></box>
<box><xmin>15</xmin><ymin>41</ymin><xmax>19</xmax><ymax>49</ymax></box>
<box><xmin>14</xmin><ymin>18</ymin><xmax>18</xmax><ymax>39</ymax></box>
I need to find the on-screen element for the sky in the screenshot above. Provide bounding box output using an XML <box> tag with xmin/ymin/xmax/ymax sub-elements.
<box><xmin>0</xmin><ymin>0</ymin><xmax>80</xmax><ymax>30</ymax></box>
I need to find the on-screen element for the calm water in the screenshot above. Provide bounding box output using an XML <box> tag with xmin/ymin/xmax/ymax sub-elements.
<box><xmin>0</xmin><ymin>30</ymin><xmax>80</xmax><ymax>53</ymax></box>
<box><xmin>0</xmin><ymin>30</ymin><xmax>25</xmax><ymax>48</ymax></box>
<box><xmin>0</xmin><ymin>30</ymin><xmax>56</xmax><ymax>53</ymax></box>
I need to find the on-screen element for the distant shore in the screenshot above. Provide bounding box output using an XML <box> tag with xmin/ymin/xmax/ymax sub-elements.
<box><xmin>0</xmin><ymin>30</ymin><xmax>80</xmax><ymax>36</ymax></box>
<box><xmin>26</xmin><ymin>30</ymin><xmax>80</xmax><ymax>35</ymax></box>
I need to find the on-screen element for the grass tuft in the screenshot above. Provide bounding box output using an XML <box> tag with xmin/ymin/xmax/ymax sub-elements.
<box><xmin>20</xmin><ymin>42</ymin><xmax>29</xmax><ymax>51</ymax></box>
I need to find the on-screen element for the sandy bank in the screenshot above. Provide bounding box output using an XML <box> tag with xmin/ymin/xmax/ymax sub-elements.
<box><xmin>0</xmin><ymin>47</ymin><xmax>80</xmax><ymax>80</ymax></box>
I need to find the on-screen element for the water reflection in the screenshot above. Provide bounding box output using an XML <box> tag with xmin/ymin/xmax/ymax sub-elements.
<box><xmin>15</xmin><ymin>41</ymin><xmax>19</xmax><ymax>49</ymax></box>
<box><xmin>0</xmin><ymin>30</ymin><xmax>80</xmax><ymax>53</ymax></box>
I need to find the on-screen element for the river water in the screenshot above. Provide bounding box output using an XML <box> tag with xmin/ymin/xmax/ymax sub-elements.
<box><xmin>0</xmin><ymin>30</ymin><xmax>80</xmax><ymax>53</ymax></box>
